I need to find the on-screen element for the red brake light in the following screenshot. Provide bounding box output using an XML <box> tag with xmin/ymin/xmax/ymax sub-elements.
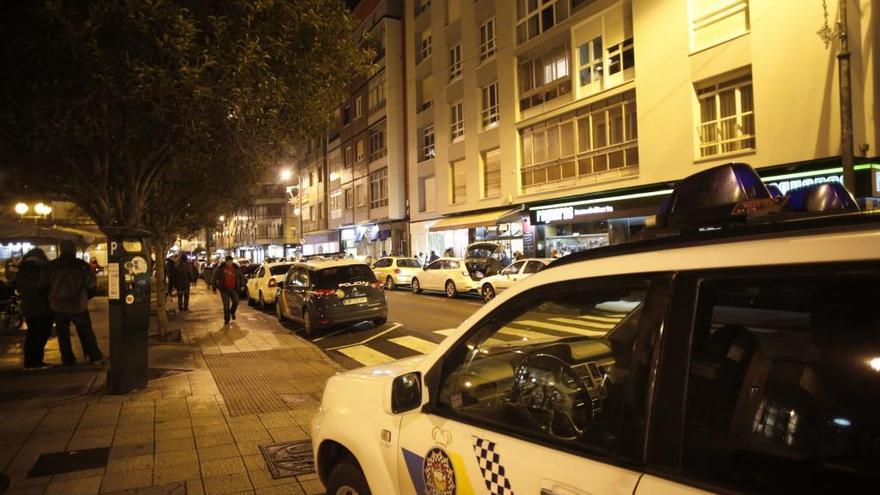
<box><xmin>393</xmin><ymin>268</ymin><xmax>401</xmax><ymax>274</ymax></box>
<box><xmin>312</xmin><ymin>288</ymin><xmax>336</xmax><ymax>297</ymax></box>
<box><xmin>268</xmin><ymin>278</ymin><xmax>277</xmax><ymax>288</ymax></box>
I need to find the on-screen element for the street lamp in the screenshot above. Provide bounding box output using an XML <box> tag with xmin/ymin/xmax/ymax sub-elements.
<box><xmin>14</xmin><ymin>201</ymin><xmax>53</xmax><ymax>221</ymax></box>
<box><xmin>14</xmin><ymin>203</ymin><xmax>29</xmax><ymax>216</ymax></box>
<box><xmin>280</xmin><ymin>169</ymin><xmax>292</xmax><ymax>181</ymax></box>
<box><xmin>219</xmin><ymin>215</ymin><xmax>225</xmax><ymax>222</ymax></box>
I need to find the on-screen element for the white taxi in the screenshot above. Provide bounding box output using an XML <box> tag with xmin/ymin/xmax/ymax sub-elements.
<box><xmin>372</xmin><ymin>257</ymin><xmax>423</xmax><ymax>290</ymax></box>
<box><xmin>410</xmin><ymin>257</ymin><xmax>480</xmax><ymax>298</ymax></box>
<box><xmin>245</xmin><ymin>261</ymin><xmax>293</xmax><ymax>309</ymax></box>
<box><xmin>311</xmin><ymin>164</ymin><xmax>880</xmax><ymax>495</ymax></box>
<box><xmin>479</xmin><ymin>258</ymin><xmax>551</xmax><ymax>302</ymax></box>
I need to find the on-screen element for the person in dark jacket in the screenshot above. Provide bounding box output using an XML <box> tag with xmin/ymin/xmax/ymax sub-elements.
<box><xmin>12</xmin><ymin>248</ymin><xmax>54</xmax><ymax>370</ymax></box>
<box><xmin>174</xmin><ymin>255</ymin><xmax>196</xmax><ymax>311</ymax></box>
<box><xmin>165</xmin><ymin>256</ymin><xmax>176</xmax><ymax>295</ymax></box>
<box><xmin>211</xmin><ymin>255</ymin><xmax>246</xmax><ymax>324</ymax></box>
<box><xmin>40</xmin><ymin>240</ymin><xmax>104</xmax><ymax>368</ymax></box>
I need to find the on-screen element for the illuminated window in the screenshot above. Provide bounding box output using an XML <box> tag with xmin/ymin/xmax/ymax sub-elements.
<box><xmin>368</xmin><ymin>71</ymin><xmax>386</xmax><ymax>110</ymax></box>
<box><xmin>368</xmin><ymin>122</ymin><xmax>386</xmax><ymax>162</ymax></box>
<box><xmin>578</xmin><ymin>37</ymin><xmax>603</xmax><ymax>86</ymax></box>
<box><xmin>344</xmin><ymin>188</ymin><xmax>353</xmax><ymax>209</ymax></box>
<box><xmin>450</xmin><ymin>160</ymin><xmax>466</xmax><ymax>204</ymax></box>
<box><xmin>420</xmin><ymin>31</ymin><xmax>432</xmax><ymax>62</ymax></box>
<box><xmin>354</xmin><ymin>96</ymin><xmax>363</xmax><ymax>119</ymax></box>
<box><xmin>482</xmin><ymin>148</ymin><xmax>501</xmax><ymax>198</ymax></box>
<box><xmin>421</xmin><ymin>125</ymin><xmax>435</xmax><ymax>161</ymax></box>
<box><xmin>369</xmin><ymin>168</ymin><xmax>388</xmax><ymax>208</ymax></box>
<box><xmin>450</xmin><ymin>101</ymin><xmax>464</xmax><ymax>142</ymax></box>
<box><xmin>697</xmin><ymin>74</ymin><xmax>755</xmax><ymax>158</ymax></box>
<box><xmin>481</xmin><ymin>82</ymin><xmax>499</xmax><ymax>129</ymax></box>
<box><xmin>607</xmin><ymin>38</ymin><xmax>634</xmax><ymax>76</ymax></box>
<box><xmin>516</xmin><ymin>0</ymin><xmax>577</xmax><ymax>44</ymax></box>
<box><xmin>356</xmin><ymin>139</ymin><xmax>366</xmax><ymax>162</ymax></box>
<box><xmin>518</xmin><ymin>44</ymin><xmax>571</xmax><ymax>111</ymax></box>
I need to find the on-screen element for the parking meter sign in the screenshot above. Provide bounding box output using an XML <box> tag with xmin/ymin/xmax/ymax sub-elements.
<box><xmin>107</xmin><ymin>263</ymin><xmax>120</xmax><ymax>300</ymax></box>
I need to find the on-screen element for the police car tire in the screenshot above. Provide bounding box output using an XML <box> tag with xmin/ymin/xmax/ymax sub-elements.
<box><xmin>326</xmin><ymin>458</ymin><xmax>371</xmax><ymax>495</ymax></box>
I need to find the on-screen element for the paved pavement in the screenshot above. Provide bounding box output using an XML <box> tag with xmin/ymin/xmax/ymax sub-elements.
<box><xmin>0</xmin><ymin>286</ymin><xmax>340</xmax><ymax>495</ymax></box>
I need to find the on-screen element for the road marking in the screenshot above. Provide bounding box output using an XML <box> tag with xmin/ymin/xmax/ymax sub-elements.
<box><xmin>516</xmin><ymin>319</ymin><xmax>613</xmax><ymax>336</ymax></box>
<box><xmin>434</xmin><ymin>329</ymin><xmax>457</xmax><ymax>336</ymax></box>
<box><xmin>582</xmin><ymin>313</ymin><xmax>627</xmax><ymax>323</ymax></box>
<box><xmin>498</xmin><ymin>326</ymin><xmax>557</xmax><ymax>341</ymax></box>
<box><xmin>313</xmin><ymin>324</ymin><xmax>364</xmax><ymax>342</ymax></box>
<box><xmin>336</xmin><ymin>345</ymin><xmax>395</xmax><ymax>366</ymax></box>
<box><xmin>579</xmin><ymin>315</ymin><xmax>622</xmax><ymax>325</ymax></box>
<box><xmin>389</xmin><ymin>336</ymin><xmax>438</xmax><ymax>354</ymax></box>
<box><xmin>327</xmin><ymin>323</ymin><xmax>402</xmax><ymax>351</ymax></box>
<box><xmin>545</xmin><ymin>318</ymin><xmax>610</xmax><ymax>336</ymax></box>
<box><xmin>549</xmin><ymin>317</ymin><xmax>616</xmax><ymax>330</ymax></box>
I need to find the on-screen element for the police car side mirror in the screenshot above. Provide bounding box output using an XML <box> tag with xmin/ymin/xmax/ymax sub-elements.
<box><xmin>391</xmin><ymin>372</ymin><xmax>422</xmax><ymax>414</ymax></box>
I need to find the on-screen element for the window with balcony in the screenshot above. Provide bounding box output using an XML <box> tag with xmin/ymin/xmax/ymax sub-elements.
<box><xmin>368</xmin><ymin>122</ymin><xmax>387</xmax><ymax>162</ymax></box>
<box><xmin>518</xmin><ymin>44</ymin><xmax>571</xmax><ymax>111</ymax></box>
<box><xmin>368</xmin><ymin>71</ymin><xmax>386</xmax><ymax>111</ymax></box>
<box><xmin>481</xmin><ymin>82</ymin><xmax>499</xmax><ymax>129</ymax></box>
<box><xmin>697</xmin><ymin>74</ymin><xmax>755</xmax><ymax>158</ymax></box>
<box><xmin>480</xmin><ymin>18</ymin><xmax>496</xmax><ymax>61</ymax></box>
<box><xmin>420</xmin><ymin>31</ymin><xmax>433</xmax><ymax>62</ymax></box>
<box><xmin>520</xmin><ymin>90</ymin><xmax>638</xmax><ymax>190</ymax></box>
<box><xmin>482</xmin><ymin>148</ymin><xmax>501</xmax><ymax>198</ymax></box>
<box><xmin>421</xmin><ymin>125</ymin><xmax>435</xmax><ymax>161</ymax></box>
<box><xmin>450</xmin><ymin>160</ymin><xmax>466</xmax><ymax>204</ymax></box>
<box><xmin>369</xmin><ymin>168</ymin><xmax>389</xmax><ymax>208</ymax></box>
<box><xmin>449</xmin><ymin>44</ymin><xmax>462</xmax><ymax>81</ymax></box>
<box><xmin>450</xmin><ymin>101</ymin><xmax>464</xmax><ymax>142</ymax></box>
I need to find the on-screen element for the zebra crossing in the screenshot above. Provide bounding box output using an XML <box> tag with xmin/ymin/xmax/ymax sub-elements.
<box><xmin>330</xmin><ymin>309</ymin><xmax>629</xmax><ymax>367</ymax></box>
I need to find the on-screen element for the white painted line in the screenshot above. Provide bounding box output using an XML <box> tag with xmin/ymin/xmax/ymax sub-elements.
<box><xmin>327</xmin><ymin>323</ymin><xmax>402</xmax><ymax>351</ymax></box>
<box><xmin>389</xmin><ymin>336</ymin><xmax>438</xmax><ymax>354</ymax></box>
<box><xmin>336</xmin><ymin>345</ymin><xmax>395</xmax><ymax>366</ymax></box>
<box><xmin>434</xmin><ymin>329</ymin><xmax>457</xmax><ymax>336</ymax></box>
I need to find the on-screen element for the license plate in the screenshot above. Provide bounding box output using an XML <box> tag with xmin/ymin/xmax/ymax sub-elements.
<box><xmin>342</xmin><ymin>297</ymin><xmax>368</xmax><ymax>305</ymax></box>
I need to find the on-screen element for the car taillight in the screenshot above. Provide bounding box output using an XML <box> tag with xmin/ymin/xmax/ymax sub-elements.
<box><xmin>268</xmin><ymin>278</ymin><xmax>277</xmax><ymax>288</ymax></box>
<box><xmin>311</xmin><ymin>289</ymin><xmax>336</xmax><ymax>297</ymax></box>
<box><xmin>371</xmin><ymin>281</ymin><xmax>383</xmax><ymax>289</ymax></box>
<box><xmin>393</xmin><ymin>268</ymin><xmax>401</xmax><ymax>274</ymax></box>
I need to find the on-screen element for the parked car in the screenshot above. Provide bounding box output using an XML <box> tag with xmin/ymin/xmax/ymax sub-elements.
<box><xmin>464</xmin><ymin>241</ymin><xmax>507</xmax><ymax>279</ymax></box>
<box><xmin>371</xmin><ymin>257</ymin><xmax>423</xmax><ymax>290</ymax></box>
<box><xmin>246</xmin><ymin>262</ymin><xmax>293</xmax><ymax>309</ymax></box>
<box><xmin>479</xmin><ymin>257</ymin><xmax>551</xmax><ymax>302</ymax></box>
<box><xmin>275</xmin><ymin>259</ymin><xmax>386</xmax><ymax>337</ymax></box>
<box><xmin>410</xmin><ymin>257</ymin><xmax>480</xmax><ymax>298</ymax></box>
<box><xmin>311</xmin><ymin>164</ymin><xmax>876</xmax><ymax>495</ymax></box>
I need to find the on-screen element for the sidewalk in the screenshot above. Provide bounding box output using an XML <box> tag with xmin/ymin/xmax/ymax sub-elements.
<box><xmin>0</xmin><ymin>285</ymin><xmax>342</xmax><ymax>495</ymax></box>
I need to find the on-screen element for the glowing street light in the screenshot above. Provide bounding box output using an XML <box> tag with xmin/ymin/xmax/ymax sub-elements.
<box><xmin>279</xmin><ymin>169</ymin><xmax>292</xmax><ymax>181</ymax></box>
<box><xmin>34</xmin><ymin>202</ymin><xmax>52</xmax><ymax>216</ymax></box>
<box><xmin>14</xmin><ymin>203</ymin><xmax>29</xmax><ymax>215</ymax></box>
<box><xmin>219</xmin><ymin>215</ymin><xmax>225</xmax><ymax>222</ymax></box>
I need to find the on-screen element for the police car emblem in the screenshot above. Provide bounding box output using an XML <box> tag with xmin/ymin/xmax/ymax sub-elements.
<box><xmin>423</xmin><ymin>447</ymin><xmax>456</xmax><ymax>495</ymax></box>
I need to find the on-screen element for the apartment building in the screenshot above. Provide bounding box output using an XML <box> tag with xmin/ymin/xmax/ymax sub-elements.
<box><xmin>290</xmin><ymin>0</ymin><xmax>408</xmax><ymax>259</ymax></box>
<box><xmin>404</xmin><ymin>0</ymin><xmax>878</xmax><ymax>258</ymax></box>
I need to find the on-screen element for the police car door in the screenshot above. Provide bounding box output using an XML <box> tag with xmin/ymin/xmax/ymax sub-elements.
<box><xmin>397</xmin><ymin>273</ymin><xmax>671</xmax><ymax>495</ymax></box>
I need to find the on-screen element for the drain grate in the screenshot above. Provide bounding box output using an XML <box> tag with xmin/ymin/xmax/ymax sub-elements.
<box><xmin>27</xmin><ymin>447</ymin><xmax>110</xmax><ymax>478</ymax></box>
<box><xmin>260</xmin><ymin>440</ymin><xmax>314</xmax><ymax>479</ymax></box>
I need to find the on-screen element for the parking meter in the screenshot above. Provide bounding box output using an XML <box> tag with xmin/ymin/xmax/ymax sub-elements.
<box><xmin>104</xmin><ymin>227</ymin><xmax>151</xmax><ymax>394</ymax></box>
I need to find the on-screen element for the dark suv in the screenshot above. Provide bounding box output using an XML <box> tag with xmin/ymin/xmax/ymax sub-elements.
<box><xmin>275</xmin><ymin>259</ymin><xmax>387</xmax><ymax>337</ymax></box>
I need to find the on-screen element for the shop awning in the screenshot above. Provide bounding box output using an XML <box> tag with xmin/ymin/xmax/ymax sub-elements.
<box><xmin>429</xmin><ymin>209</ymin><xmax>522</xmax><ymax>232</ymax></box>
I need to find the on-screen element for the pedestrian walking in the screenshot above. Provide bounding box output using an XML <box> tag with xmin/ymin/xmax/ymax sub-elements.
<box><xmin>165</xmin><ymin>256</ymin><xmax>176</xmax><ymax>295</ymax></box>
<box><xmin>89</xmin><ymin>257</ymin><xmax>100</xmax><ymax>274</ymax></box>
<box><xmin>212</xmin><ymin>255</ymin><xmax>246</xmax><ymax>324</ymax></box>
<box><xmin>12</xmin><ymin>248</ymin><xmax>53</xmax><ymax>370</ymax></box>
<box><xmin>40</xmin><ymin>240</ymin><xmax>104</xmax><ymax>368</ymax></box>
<box><xmin>174</xmin><ymin>255</ymin><xmax>196</xmax><ymax>311</ymax></box>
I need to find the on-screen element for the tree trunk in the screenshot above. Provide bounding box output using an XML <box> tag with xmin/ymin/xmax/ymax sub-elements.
<box><xmin>153</xmin><ymin>237</ymin><xmax>171</xmax><ymax>339</ymax></box>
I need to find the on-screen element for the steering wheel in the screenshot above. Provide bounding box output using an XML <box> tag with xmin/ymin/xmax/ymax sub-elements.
<box><xmin>512</xmin><ymin>352</ymin><xmax>591</xmax><ymax>440</ymax></box>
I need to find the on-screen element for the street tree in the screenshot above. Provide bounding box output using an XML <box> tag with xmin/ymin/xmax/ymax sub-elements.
<box><xmin>0</xmin><ymin>0</ymin><xmax>372</xmax><ymax>228</ymax></box>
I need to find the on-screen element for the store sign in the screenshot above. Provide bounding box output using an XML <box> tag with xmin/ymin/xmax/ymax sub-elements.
<box><xmin>534</xmin><ymin>205</ymin><xmax>614</xmax><ymax>225</ymax></box>
<box><xmin>765</xmin><ymin>174</ymin><xmax>843</xmax><ymax>195</ymax></box>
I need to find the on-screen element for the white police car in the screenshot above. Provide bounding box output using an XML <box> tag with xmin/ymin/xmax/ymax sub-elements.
<box><xmin>311</xmin><ymin>164</ymin><xmax>880</xmax><ymax>494</ymax></box>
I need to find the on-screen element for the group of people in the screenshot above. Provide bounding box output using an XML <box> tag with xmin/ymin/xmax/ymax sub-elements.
<box><xmin>11</xmin><ymin>240</ymin><xmax>104</xmax><ymax>370</ymax></box>
<box><xmin>164</xmin><ymin>253</ymin><xmax>198</xmax><ymax>311</ymax></box>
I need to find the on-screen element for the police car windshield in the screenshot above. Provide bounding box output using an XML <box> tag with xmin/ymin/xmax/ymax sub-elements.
<box><xmin>314</xmin><ymin>265</ymin><xmax>376</xmax><ymax>288</ymax></box>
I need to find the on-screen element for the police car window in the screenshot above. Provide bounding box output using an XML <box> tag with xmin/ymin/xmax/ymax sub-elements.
<box><xmin>682</xmin><ymin>274</ymin><xmax>880</xmax><ymax>493</ymax></box>
<box><xmin>314</xmin><ymin>265</ymin><xmax>375</xmax><ymax>288</ymax></box>
<box><xmin>437</xmin><ymin>277</ymin><xmax>662</xmax><ymax>460</ymax></box>
<box><xmin>523</xmin><ymin>261</ymin><xmax>543</xmax><ymax>274</ymax></box>
<box><xmin>427</xmin><ymin>261</ymin><xmax>441</xmax><ymax>270</ymax></box>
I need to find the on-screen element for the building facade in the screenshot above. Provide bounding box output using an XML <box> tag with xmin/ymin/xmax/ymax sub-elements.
<box><xmin>403</xmin><ymin>0</ymin><xmax>878</xmax><ymax>259</ymax></box>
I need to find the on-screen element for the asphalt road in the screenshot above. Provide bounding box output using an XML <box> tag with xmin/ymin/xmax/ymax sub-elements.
<box><xmin>270</xmin><ymin>288</ymin><xmax>485</xmax><ymax>369</ymax></box>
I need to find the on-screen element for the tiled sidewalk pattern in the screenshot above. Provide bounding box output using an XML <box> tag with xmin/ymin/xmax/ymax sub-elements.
<box><xmin>0</xmin><ymin>286</ymin><xmax>338</xmax><ymax>495</ymax></box>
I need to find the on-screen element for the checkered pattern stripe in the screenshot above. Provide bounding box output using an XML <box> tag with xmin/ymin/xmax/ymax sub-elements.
<box><xmin>472</xmin><ymin>436</ymin><xmax>515</xmax><ymax>495</ymax></box>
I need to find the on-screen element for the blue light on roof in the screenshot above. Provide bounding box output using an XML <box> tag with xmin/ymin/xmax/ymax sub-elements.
<box><xmin>832</xmin><ymin>417</ymin><xmax>852</xmax><ymax>427</ymax></box>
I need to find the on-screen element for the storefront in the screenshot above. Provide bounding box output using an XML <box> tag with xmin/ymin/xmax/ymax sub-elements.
<box><xmin>302</xmin><ymin>230</ymin><xmax>340</xmax><ymax>256</ymax></box>
<box><xmin>339</xmin><ymin>221</ymin><xmax>407</xmax><ymax>260</ymax></box>
<box><xmin>528</xmin><ymin>186</ymin><xmax>672</xmax><ymax>257</ymax></box>
<box><xmin>412</xmin><ymin>208</ymin><xmax>524</xmax><ymax>259</ymax></box>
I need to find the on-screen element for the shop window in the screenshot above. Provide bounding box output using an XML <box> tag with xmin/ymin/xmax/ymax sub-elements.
<box><xmin>682</xmin><ymin>272</ymin><xmax>880</xmax><ymax>493</ymax></box>
<box><xmin>369</xmin><ymin>168</ymin><xmax>388</xmax><ymax>209</ymax></box>
<box><xmin>518</xmin><ymin>44</ymin><xmax>571</xmax><ymax>112</ymax></box>
<box><xmin>482</xmin><ymin>148</ymin><xmax>501</xmax><ymax>199</ymax></box>
<box><xmin>449</xmin><ymin>44</ymin><xmax>462</xmax><ymax>81</ymax></box>
<box><xmin>450</xmin><ymin>101</ymin><xmax>464</xmax><ymax>142</ymax></box>
<box><xmin>697</xmin><ymin>74</ymin><xmax>754</xmax><ymax>158</ymax></box>
<box><xmin>450</xmin><ymin>160</ymin><xmax>466</xmax><ymax>204</ymax></box>
<box><xmin>521</xmin><ymin>90</ymin><xmax>638</xmax><ymax>191</ymax></box>
<box><xmin>480</xmin><ymin>18</ymin><xmax>496</xmax><ymax>61</ymax></box>
<box><xmin>421</xmin><ymin>125</ymin><xmax>435</xmax><ymax>161</ymax></box>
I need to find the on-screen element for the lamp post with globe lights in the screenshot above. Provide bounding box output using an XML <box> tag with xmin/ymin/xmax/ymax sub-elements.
<box><xmin>14</xmin><ymin>201</ymin><xmax>53</xmax><ymax>222</ymax></box>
